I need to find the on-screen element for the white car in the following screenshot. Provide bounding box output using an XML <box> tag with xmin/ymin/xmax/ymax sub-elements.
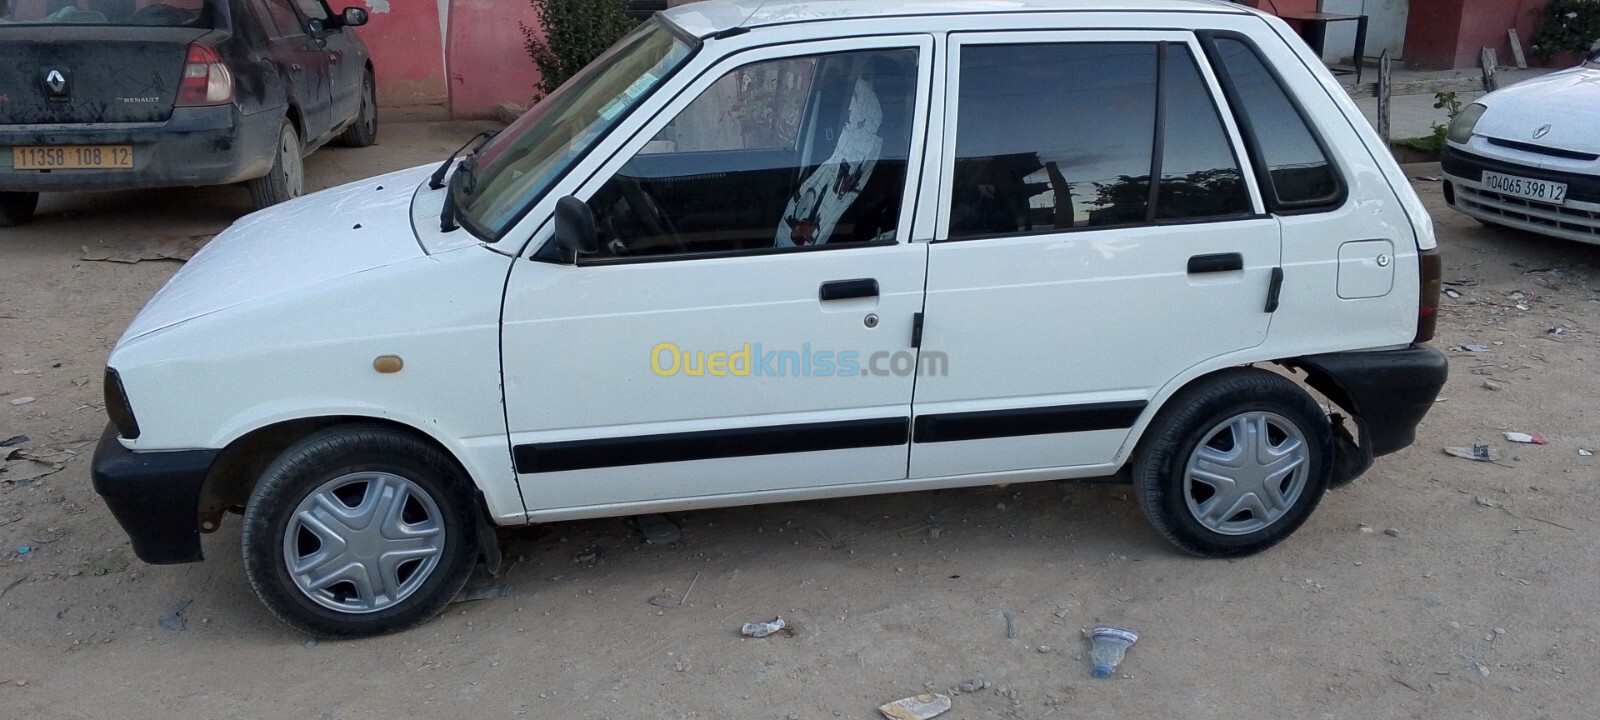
<box><xmin>1442</xmin><ymin>48</ymin><xmax>1600</xmax><ymax>243</ymax></box>
<box><xmin>92</xmin><ymin>0</ymin><xmax>1448</xmax><ymax>637</ymax></box>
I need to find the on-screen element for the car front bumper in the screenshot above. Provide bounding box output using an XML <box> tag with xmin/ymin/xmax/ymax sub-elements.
<box><xmin>90</xmin><ymin>424</ymin><xmax>220</xmax><ymax>565</ymax></box>
<box><xmin>1441</xmin><ymin>146</ymin><xmax>1600</xmax><ymax>245</ymax></box>
<box><xmin>0</xmin><ymin>105</ymin><xmax>280</xmax><ymax>193</ymax></box>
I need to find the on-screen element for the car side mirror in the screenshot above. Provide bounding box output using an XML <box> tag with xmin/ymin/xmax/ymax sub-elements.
<box><xmin>554</xmin><ymin>196</ymin><xmax>599</xmax><ymax>256</ymax></box>
<box><xmin>307</xmin><ymin>18</ymin><xmax>326</xmax><ymax>34</ymax></box>
<box><xmin>341</xmin><ymin>7</ymin><xmax>368</xmax><ymax>27</ymax></box>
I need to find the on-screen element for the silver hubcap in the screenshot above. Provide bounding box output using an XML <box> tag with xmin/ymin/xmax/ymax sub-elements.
<box><xmin>284</xmin><ymin>472</ymin><xmax>446</xmax><ymax>614</ymax></box>
<box><xmin>1183</xmin><ymin>411</ymin><xmax>1309</xmax><ymax>536</ymax></box>
<box><xmin>281</xmin><ymin>127</ymin><xmax>303</xmax><ymax>197</ymax></box>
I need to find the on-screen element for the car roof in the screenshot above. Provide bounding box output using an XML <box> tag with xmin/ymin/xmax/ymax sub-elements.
<box><xmin>662</xmin><ymin>0</ymin><xmax>1250</xmax><ymax>38</ymax></box>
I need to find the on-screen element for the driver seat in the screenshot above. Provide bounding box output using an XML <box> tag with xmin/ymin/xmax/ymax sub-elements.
<box><xmin>774</xmin><ymin>75</ymin><xmax>884</xmax><ymax>247</ymax></box>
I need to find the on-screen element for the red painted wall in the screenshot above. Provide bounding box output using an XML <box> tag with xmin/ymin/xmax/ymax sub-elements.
<box><xmin>444</xmin><ymin>0</ymin><xmax>544</xmax><ymax>118</ymax></box>
<box><xmin>351</xmin><ymin>0</ymin><xmax>448</xmax><ymax>106</ymax></box>
<box><xmin>349</xmin><ymin>0</ymin><xmax>544</xmax><ymax>117</ymax></box>
<box><xmin>1404</xmin><ymin>0</ymin><xmax>1549</xmax><ymax>69</ymax></box>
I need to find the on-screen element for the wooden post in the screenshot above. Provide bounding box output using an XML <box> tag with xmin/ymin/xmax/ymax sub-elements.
<box><xmin>1481</xmin><ymin>47</ymin><xmax>1499</xmax><ymax>91</ymax></box>
<box><xmin>1508</xmin><ymin>29</ymin><xmax>1529</xmax><ymax>69</ymax></box>
<box><xmin>1376</xmin><ymin>50</ymin><xmax>1392</xmax><ymax>144</ymax></box>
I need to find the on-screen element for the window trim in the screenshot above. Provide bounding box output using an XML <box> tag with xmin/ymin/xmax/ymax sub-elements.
<box><xmin>533</xmin><ymin>34</ymin><xmax>936</xmax><ymax>265</ymax></box>
<box><xmin>935</xmin><ymin>30</ymin><xmax>1263</xmax><ymax>243</ymax></box>
<box><xmin>1196</xmin><ymin>30</ymin><xmax>1349</xmax><ymax>215</ymax></box>
<box><xmin>575</xmin><ymin>237</ymin><xmax>898</xmax><ymax>267</ymax></box>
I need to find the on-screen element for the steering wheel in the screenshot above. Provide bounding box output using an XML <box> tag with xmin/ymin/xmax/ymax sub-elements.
<box><xmin>619</xmin><ymin>179</ymin><xmax>686</xmax><ymax>255</ymax></box>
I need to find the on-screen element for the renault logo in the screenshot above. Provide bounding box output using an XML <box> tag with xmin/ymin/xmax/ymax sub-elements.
<box><xmin>44</xmin><ymin>69</ymin><xmax>67</xmax><ymax>94</ymax></box>
<box><xmin>1533</xmin><ymin>124</ymin><xmax>1552</xmax><ymax>140</ymax></box>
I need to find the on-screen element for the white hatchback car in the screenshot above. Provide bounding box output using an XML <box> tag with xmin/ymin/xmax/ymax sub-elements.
<box><xmin>93</xmin><ymin>0</ymin><xmax>1448</xmax><ymax>637</ymax></box>
<box><xmin>1442</xmin><ymin>48</ymin><xmax>1600</xmax><ymax>243</ymax></box>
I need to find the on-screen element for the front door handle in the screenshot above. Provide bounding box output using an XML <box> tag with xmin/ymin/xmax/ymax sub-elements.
<box><xmin>819</xmin><ymin>278</ymin><xmax>879</xmax><ymax>301</ymax></box>
<box><xmin>1187</xmin><ymin>253</ymin><xmax>1243</xmax><ymax>274</ymax></box>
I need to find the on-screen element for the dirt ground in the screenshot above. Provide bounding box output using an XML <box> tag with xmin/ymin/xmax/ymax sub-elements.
<box><xmin>2</xmin><ymin>120</ymin><xmax>1598</xmax><ymax>720</ymax></box>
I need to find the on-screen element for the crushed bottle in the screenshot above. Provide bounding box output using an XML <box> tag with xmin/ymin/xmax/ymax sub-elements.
<box><xmin>1088</xmin><ymin>626</ymin><xmax>1139</xmax><ymax>678</ymax></box>
<box><xmin>741</xmin><ymin>616</ymin><xmax>786</xmax><ymax>638</ymax></box>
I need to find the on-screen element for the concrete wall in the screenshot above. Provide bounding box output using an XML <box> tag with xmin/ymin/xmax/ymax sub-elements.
<box><xmin>351</xmin><ymin>0</ymin><xmax>544</xmax><ymax>118</ymax></box>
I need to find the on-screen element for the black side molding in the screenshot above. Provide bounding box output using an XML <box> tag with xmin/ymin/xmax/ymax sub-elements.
<box><xmin>914</xmin><ymin>401</ymin><xmax>1146</xmax><ymax>444</ymax></box>
<box><xmin>515</xmin><ymin>417</ymin><xmax>910</xmax><ymax>473</ymax></box>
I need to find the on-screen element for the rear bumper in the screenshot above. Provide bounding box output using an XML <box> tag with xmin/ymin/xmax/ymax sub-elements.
<box><xmin>1291</xmin><ymin>345</ymin><xmax>1449</xmax><ymax>485</ymax></box>
<box><xmin>90</xmin><ymin>424</ymin><xmax>219</xmax><ymax>565</ymax></box>
<box><xmin>1441</xmin><ymin>146</ymin><xmax>1600</xmax><ymax>245</ymax></box>
<box><xmin>0</xmin><ymin>105</ymin><xmax>280</xmax><ymax>193</ymax></box>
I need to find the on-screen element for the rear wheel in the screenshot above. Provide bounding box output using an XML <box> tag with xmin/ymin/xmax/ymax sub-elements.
<box><xmin>0</xmin><ymin>191</ymin><xmax>39</xmax><ymax>227</ymax></box>
<box><xmin>241</xmin><ymin>425</ymin><xmax>478</xmax><ymax>638</ymax></box>
<box><xmin>1132</xmin><ymin>369</ymin><xmax>1331</xmax><ymax>558</ymax></box>
<box><xmin>248</xmin><ymin>120</ymin><xmax>304</xmax><ymax>210</ymax></box>
<box><xmin>339</xmin><ymin>70</ymin><xmax>378</xmax><ymax>147</ymax></box>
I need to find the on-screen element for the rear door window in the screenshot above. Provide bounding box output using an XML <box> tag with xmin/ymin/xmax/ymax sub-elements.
<box><xmin>947</xmin><ymin>41</ymin><xmax>1251</xmax><ymax>240</ymax></box>
<box><xmin>258</xmin><ymin>0</ymin><xmax>306</xmax><ymax>38</ymax></box>
<box><xmin>294</xmin><ymin>0</ymin><xmax>327</xmax><ymax>21</ymax></box>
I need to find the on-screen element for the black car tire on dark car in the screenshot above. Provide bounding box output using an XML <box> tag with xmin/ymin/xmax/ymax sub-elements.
<box><xmin>240</xmin><ymin>424</ymin><xmax>480</xmax><ymax>638</ymax></box>
<box><xmin>340</xmin><ymin>70</ymin><xmax>379</xmax><ymax>148</ymax></box>
<box><xmin>1132</xmin><ymin>368</ymin><xmax>1332</xmax><ymax>558</ymax></box>
<box><xmin>248</xmin><ymin>120</ymin><xmax>305</xmax><ymax>210</ymax></box>
<box><xmin>0</xmin><ymin>191</ymin><xmax>39</xmax><ymax>227</ymax></box>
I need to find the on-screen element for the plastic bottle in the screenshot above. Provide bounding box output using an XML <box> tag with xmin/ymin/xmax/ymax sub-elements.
<box><xmin>1088</xmin><ymin>626</ymin><xmax>1139</xmax><ymax>678</ymax></box>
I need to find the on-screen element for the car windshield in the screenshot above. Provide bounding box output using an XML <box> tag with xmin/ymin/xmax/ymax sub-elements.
<box><xmin>0</xmin><ymin>0</ymin><xmax>212</xmax><ymax>26</ymax></box>
<box><xmin>456</xmin><ymin>18</ymin><xmax>694</xmax><ymax>240</ymax></box>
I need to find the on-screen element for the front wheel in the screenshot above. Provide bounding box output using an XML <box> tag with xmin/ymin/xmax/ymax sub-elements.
<box><xmin>241</xmin><ymin>425</ymin><xmax>479</xmax><ymax>638</ymax></box>
<box><xmin>0</xmin><ymin>191</ymin><xmax>39</xmax><ymax>227</ymax></box>
<box><xmin>1132</xmin><ymin>369</ymin><xmax>1332</xmax><ymax>558</ymax></box>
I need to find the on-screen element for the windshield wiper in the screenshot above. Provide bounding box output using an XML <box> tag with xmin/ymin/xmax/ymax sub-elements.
<box><xmin>427</xmin><ymin>129</ymin><xmax>497</xmax><ymax>190</ymax></box>
<box><xmin>439</xmin><ymin>153</ymin><xmax>479</xmax><ymax>234</ymax></box>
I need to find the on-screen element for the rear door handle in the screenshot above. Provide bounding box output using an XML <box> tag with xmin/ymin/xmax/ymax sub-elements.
<box><xmin>1187</xmin><ymin>253</ymin><xmax>1243</xmax><ymax>274</ymax></box>
<box><xmin>819</xmin><ymin>278</ymin><xmax>879</xmax><ymax>301</ymax></box>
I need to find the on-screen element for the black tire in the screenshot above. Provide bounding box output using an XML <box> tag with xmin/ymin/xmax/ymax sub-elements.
<box><xmin>339</xmin><ymin>70</ymin><xmax>378</xmax><ymax>147</ymax></box>
<box><xmin>1132</xmin><ymin>368</ymin><xmax>1332</xmax><ymax>558</ymax></box>
<box><xmin>247</xmin><ymin>120</ymin><xmax>304</xmax><ymax>210</ymax></box>
<box><xmin>0</xmin><ymin>191</ymin><xmax>39</xmax><ymax>227</ymax></box>
<box><xmin>241</xmin><ymin>425</ymin><xmax>479</xmax><ymax>638</ymax></box>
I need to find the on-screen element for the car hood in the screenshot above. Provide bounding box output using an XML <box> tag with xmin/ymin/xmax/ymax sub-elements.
<box><xmin>119</xmin><ymin>164</ymin><xmax>434</xmax><ymax>343</ymax></box>
<box><xmin>1476</xmin><ymin>66</ymin><xmax>1600</xmax><ymax>154</ymax></box>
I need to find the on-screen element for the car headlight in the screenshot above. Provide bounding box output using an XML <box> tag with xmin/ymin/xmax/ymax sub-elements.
<box><xmin>1447</xmin><ymin>103</ymin><xmax>1487</xmax><ymax>144</ymax></box>
<box><xmin>104</xmin><ymin>367</ymin><xmax>141</xmax><ymax>439</ymax></box>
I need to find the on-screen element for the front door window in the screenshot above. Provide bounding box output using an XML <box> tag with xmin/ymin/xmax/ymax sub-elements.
<box><xmin>584</xmin><ymin>48</ymin><xmax>920</xmax><ymax>260</ymax></box>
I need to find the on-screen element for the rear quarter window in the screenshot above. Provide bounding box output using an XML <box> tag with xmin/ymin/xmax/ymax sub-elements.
<box><xmin>1203</xmin><ymin>35</ymin><xmax>1344</xmax><ymax>211</ymax></box>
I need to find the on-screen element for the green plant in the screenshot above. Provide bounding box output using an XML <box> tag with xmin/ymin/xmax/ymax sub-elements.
<box><xmin>1530</xmin><ymin>0</ymin><xmax>1600</xmax><ymax>61</ymax></box>
<box><xmin>1391</xmin><ymin>91</ymin><xmax>1464</xmax><ymax>156</ymax></box>
<box><xmin>521</xmin><ymin>0</ymin><xmax>638</xmax><ymax>99</ymax></box>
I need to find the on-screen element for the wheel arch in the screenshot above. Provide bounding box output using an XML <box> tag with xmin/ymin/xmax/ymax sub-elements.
<box><xmin>1117</xmin><ymin>357</ymin><xmax>1365</xmax><ymax>488</ymax></box>
<box><xmin>284</xmin><ymin>103</ymin><xmax>305</xmax><ymax>145</ymax></box>
<box><xmin>198</xmin><ymin>415</ymin><xmax>495</xmax><ymax>535</ymax></box>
